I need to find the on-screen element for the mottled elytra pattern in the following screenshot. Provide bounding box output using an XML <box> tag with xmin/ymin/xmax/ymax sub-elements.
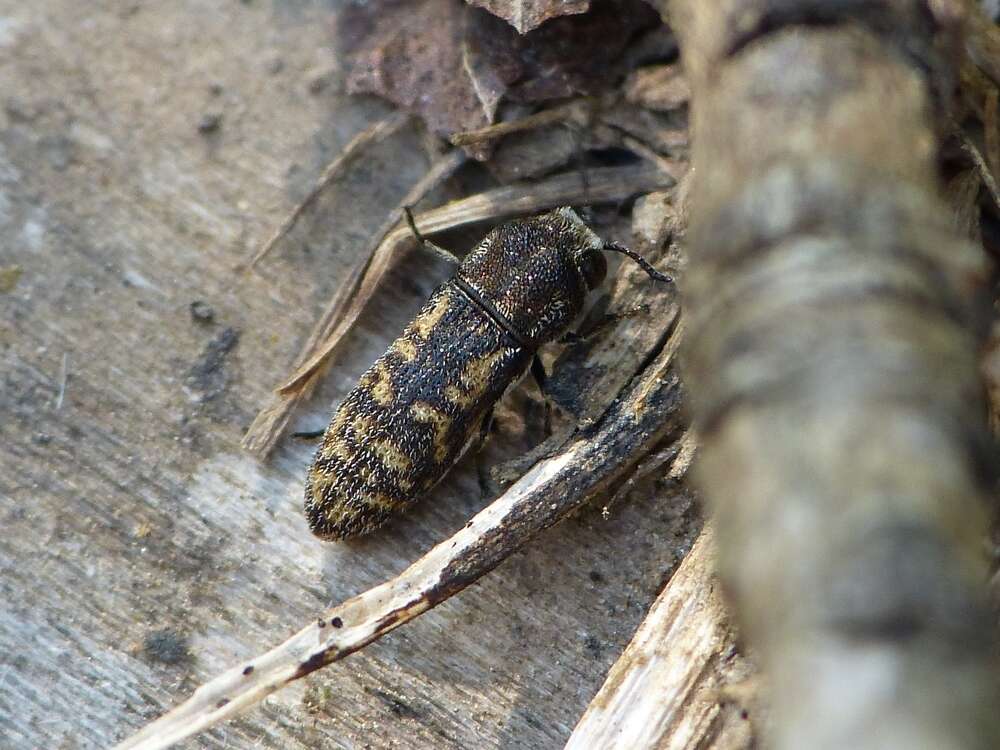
<box><xmin>305</xmin><ymin>208</ymin><xmax>609</xmax><ymax>540</ymax></box>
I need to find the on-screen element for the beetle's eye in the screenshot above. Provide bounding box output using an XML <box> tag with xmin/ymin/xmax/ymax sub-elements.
<box><xmin>578</xmin><ymin>249</ymin><xmax>607</xmax><ymax>290</ymax></box>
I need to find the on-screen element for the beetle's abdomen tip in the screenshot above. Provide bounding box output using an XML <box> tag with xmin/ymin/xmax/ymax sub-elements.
<box><xmin>304</xmin><ymin>468</ymin><xmax>396</xmax><ymax>542</ymax></box>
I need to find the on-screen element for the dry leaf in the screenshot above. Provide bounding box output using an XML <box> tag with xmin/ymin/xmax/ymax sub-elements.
<box><xmin>472</xmin><ymin>0</ymin><xmax>660</xmax><ymax>103</ymax></box>
<box><xmin>340</xmin><ymin>0</ymin><xmax>659</xmax><ymax>158</ymax></box>
<box><xmin>467</xmin><ymin>0</ymin><xmax>590</xmax><ymax>34</ymax></box>
<box><xmin>341</xmin><ymin>0</ymin><xmax>504</xmax><ymax>159</ymax></box>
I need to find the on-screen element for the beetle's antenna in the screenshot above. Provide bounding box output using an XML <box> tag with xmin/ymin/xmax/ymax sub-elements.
<box><xmin>403</xmin><ymin>206</ymin><xmax>461</xmax><ymax>265</ymax></box>
<box><xmin>603</xmin><ymin>241</ymin><xmax>673</xmax><ymax>283</ymax></box>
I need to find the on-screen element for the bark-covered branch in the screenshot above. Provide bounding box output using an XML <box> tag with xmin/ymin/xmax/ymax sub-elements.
<box><xmin>665</xmin><ymin>1</ymin><xmax>1000</xmax><ymax>748</ymax></box>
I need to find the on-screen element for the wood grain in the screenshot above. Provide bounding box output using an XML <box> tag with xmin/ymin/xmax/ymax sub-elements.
<box><xmin>565</xmin><ymin>525</ymin><xmax>755</xmax><ymax>750</ymax></box>
<box><xmin>0</xmin><ymin>3</ymin><xmax>696</xmax><ymax>748</ymax></box>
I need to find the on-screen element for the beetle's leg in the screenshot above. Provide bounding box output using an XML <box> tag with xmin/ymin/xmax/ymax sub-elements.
<box><xmin>559</xmin><ymin>305</ymin><xmax>650</xmax><ymax>345</ymax></box>
<box><xmin>403</xmin><ymin>206</ymin><xmax>461</xmax><ymax>266</ymax></box>
<box><xmin>291</xmin><ymin>428</ymin><xmax>326</xmax><ymax>440</ymax></box>
<box><xmin>558</xmin><ymin>329</ymin><xmax>587</xmax><ymax>346</ymax></box>
<box><xmin>531</xmin><ymin>355</ymin><xmax>553</xmax><ymax>436</ymax></box>
<box><xmin>474</xmin><ymin>407</ymin><xmax>496</xmax><ymax>499</ymax></box>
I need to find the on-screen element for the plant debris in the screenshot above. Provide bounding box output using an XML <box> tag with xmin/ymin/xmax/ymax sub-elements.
<box><xmin>340</xmin><ymin>0</ymin><xmax>660</xmax><ymax>159</ymax></box>
<box><xmin>624</xmin><ymin>63</ymin><xmax>690</xmax><ymax>111</ymax></box>
<box><xmin>468</xmin><ymin>0</ymin><xmax>590</xmax><ymax>34</ymax></box>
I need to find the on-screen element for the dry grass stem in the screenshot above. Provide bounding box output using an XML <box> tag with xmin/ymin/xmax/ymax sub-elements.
<box><xmin>449</xmin><ymin>99</ymin><xmax>590</xmax><ymax>146</ymax></box>
<box><xmin>244</xmin><ymin>111</ymin><xmax>410</xmax><ymax>269</ymax></box>
<box><xmin>241</xmin><ymin>148</ymin><xmax>468</xmax><ymax>455</ymax></box>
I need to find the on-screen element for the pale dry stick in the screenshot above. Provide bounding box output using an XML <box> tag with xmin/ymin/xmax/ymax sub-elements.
<box><xmin>116</xmin><ymin>317</ymin><xmax>687</xmax><ymax>750</ymax></box>
<box><xmin>244</xmin><ymin>111</ymin><xmax>409</xmax><ymax>269</ymax></box>
<box><xmin>242</xmin><ymin>160</ymin><xmax>681</xmax><ymax>455</ymax></box>
<box><xmin>241</xmin><ymin>148</ymin><xmax>468</xmax><ymax>455</ymax></box>
<box><xmin>565</xmin><ymin>526</ymin><xmax>751</xmax><ymax>750</ymax></box>
<box><xmin>957</xmin><ymin>125</ymin><xmax>1000</xmax><ymax>209</ymax></box>
<box><xmin>449</xmin><ymin>99</ymin><xmax>590</xmax><ymax>146</ymax></box>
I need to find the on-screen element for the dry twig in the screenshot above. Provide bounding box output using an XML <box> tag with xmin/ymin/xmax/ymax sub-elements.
<box><xmin>241</xmin><ymin>148</ymin><xmax>469</xmax><ymax>454</ymax></box>
<box><xmin>244</xmin><ymin>111</ymin><xmax>410</xmax><ymax>269</ymax></box>
<box><xmin>565</xmin><ymin>526</ymin><xmax>753</xmax><ymax>750</ymax></box>
<box><xmin>449</xmin><ymin>99</ymin><xmax>591</xmax><ymax>146</ymax></box>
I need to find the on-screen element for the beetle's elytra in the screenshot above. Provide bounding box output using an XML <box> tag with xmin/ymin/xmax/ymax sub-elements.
<box><xmin>304</xmin><ymin>207</ymin><xmax>668</xmax><ymax>540</ymax></box>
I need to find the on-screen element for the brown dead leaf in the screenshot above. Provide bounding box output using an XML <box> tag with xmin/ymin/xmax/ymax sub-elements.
<box><xmin>471</xmin><ymin>0</ymin><xmax>660</xmax><ymax>103</ymax></box>
<box><xmin>341</xmin><ymin>0</ymin><xmax>504</xmax><ymax>160</ymax></box>
<box><xmin>340</xmin><ymin>0</ymin><xmax>659</xmax><ymax>158</ymax></box>
<box><xmin>467</xmin><ymin>0</ymin><xmax>590</xmax><ymax>34</ymax></box>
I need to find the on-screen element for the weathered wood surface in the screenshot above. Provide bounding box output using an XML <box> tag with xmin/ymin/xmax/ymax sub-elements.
<box><xmin>0</xmin><ymin>3</ymin><xmax>698</xmax><ymax>748</ymax></box>
<box><xmin>566</xmin><ymin>524</ymin><xmax>754</xmax><ymax>750</ymax></box>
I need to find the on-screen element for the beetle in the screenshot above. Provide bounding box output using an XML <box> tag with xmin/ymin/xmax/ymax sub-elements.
<box><xmin>303</xmin><ymin>207</ymin><xmax>670</xmax><ymax>540</ymax></box>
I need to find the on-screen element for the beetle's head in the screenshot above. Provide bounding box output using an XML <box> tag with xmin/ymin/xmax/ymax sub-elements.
<box><xmin>561</xmin><ymin>209</ymin><xmax>608</xmax><ymax>291</ymax></box>
<box><xmin>457</xmin><ymin>207</ymin><xmax>669</xmax><ymax>346</ymax></box>
<box><xmin>556</xmin><ymin>207</ymin><xmax>672</xmax><ymax>290</ymax></box>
